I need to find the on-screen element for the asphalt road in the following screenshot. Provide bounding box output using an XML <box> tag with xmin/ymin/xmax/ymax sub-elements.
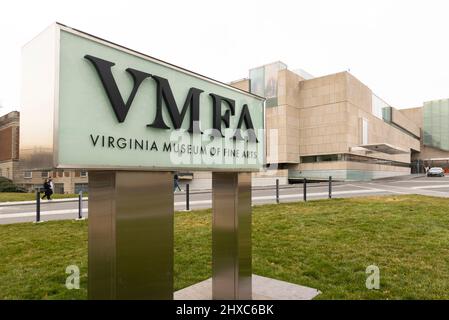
<box><xmin>1</xmin><ymin>175</ymin><xmax>448</xmax><ymax>224</ymax></box>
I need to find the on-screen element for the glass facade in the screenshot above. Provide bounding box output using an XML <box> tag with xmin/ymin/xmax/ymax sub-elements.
<box><xmin>372</xmin><ymin>94</ymin><xmax>390</xmax><ymax>120</ymax></box>
<box><xmin>375</xmin><ymin>99</ymin><xmax>418</xmax><ymax>139</ymax></box>
<box><xmin>249</xmin><ymin>62</ymin><xmax>287</xmax><ymax>107</ymax></box>
<box><xmin>300</xmin><ymin>153</ymin><xmax>410</xmax><ymax>168</ymax></box>
<box><xmin>382</xmin><ymin>106</ymin><xmax>392</xmax><ymax>122</ymax></box>
<box><xmin>423</xmin><ymin>99</ymin><xmax>449</xmax><ymax>151</ymax></box>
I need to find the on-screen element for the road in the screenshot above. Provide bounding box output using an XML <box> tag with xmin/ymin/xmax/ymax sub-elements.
<box><xmin>1</xmin><ymin>175</ymin><xmax>448</xmax><ymax>224</ymax></box>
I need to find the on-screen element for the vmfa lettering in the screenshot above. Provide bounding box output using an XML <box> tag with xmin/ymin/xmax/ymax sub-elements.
<box><xmin>84</xmin><ymin>55</ymin><xmax>259</xmax><ymax>142</ymax></box>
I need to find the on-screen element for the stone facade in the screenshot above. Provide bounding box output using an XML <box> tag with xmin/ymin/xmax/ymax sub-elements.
<box><xmin>184</xmin><ymin>63</ymin><xmax>428</xmax><ymax>185</ymax></box>
<box><xmin>232</xmin><ymin>63</ymin><xmax>426</xmax><ymax>182</ymax></box>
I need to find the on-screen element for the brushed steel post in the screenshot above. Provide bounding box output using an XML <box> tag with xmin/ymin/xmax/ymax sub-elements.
<box><xmin>88</xmin><ymin>171</ymin><xmax>174</xmax><ymax>300</ymax></box>
<box><xmin>212</xmin><ymin>172</ymin><xmax>252</xmax><ymax>300</ymax></box>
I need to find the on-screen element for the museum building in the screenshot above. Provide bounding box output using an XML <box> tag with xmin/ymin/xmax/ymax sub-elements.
<box><xmin>1</xmin><ymin>61</ymin><xmax>449</xmax><ymax>192</ymax></box>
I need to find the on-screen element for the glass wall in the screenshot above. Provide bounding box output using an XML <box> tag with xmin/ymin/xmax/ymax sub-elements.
<box><xmin>372</xmin><ymin>94</ymin><xmax>390</xmax><ymax>120</ymax></box>
<box><xmin>372</xmin><ymin>95</ymin><xmax>417</xmax><ymax>139</ymax></box>
<box><xmin>423</xmin><ymin>99</ymin><xmax>449</xmax><ymax>151</ymax></box>
<box><xmin>300</xmin><ymin>153</ymin><xmax>410</xmax><ymax>168</ymax></box>
<box><xmin>249</xmin><ymin>62</ymin><xmax>287</xmax><ymax>107</ymax></box>
<box><xmin>382</xmin><ymin>106</ymin><xmax>392</xmax><ymax>122</ymax></box>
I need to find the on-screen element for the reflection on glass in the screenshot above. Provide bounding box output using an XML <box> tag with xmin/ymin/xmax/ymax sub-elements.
<box><xmin>423</xmin><ymin>99</ymin><xmax>449</xmax><ymax>151</ymax></box>
<box><xmin>372</xmin><ymin>94</ymin><xmax>390</xmax><ymax>120</ymax></box>
<box><xmin>249</xmin><ymin>67</ymin><xmax>264</xmax><ymax>97</ymax></box>
<box><xmin>264</xmin><ymin>63</ymin><xmax>279</xmax><ymax>99</ymax></box>
<box><xmin>249</xmin><ymin>62</ymin><xmax>287</xmax><ymax>107</ymax></box>
<box><xmin>300</xmin><ymin>153</ymin><xmax>409</xmax><ymax>167</ymax></box>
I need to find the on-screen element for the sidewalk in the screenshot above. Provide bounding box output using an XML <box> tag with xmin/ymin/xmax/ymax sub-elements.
<box><xmin>367</xmin><ymin>182</ymin><xmax>449</xmax><ymax>198</ymax></box>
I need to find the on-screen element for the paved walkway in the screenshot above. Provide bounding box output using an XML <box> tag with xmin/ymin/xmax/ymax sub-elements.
<box><xmin>174</xmin><ymin>275</ymin><xmax>321</xmax><ymax>300</ymax></box>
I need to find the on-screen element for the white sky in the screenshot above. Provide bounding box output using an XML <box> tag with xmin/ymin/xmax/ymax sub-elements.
<box><xmin>1</xmin><ymin>0</ymin><xmax>449</xmax><ymax>116</ymax></box>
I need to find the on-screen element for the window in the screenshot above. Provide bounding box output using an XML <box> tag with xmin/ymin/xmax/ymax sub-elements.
<box><xmin>0</xmin><ymin>169</ymin><xmax>2</xmax><ymax>177</ymax></box>
<box><xmin>24</xmin><ymin>171</ymin><xmax>32</xmax><ymax>179</ymax></box>
<box><xmin>80</xmin><ymin>171</ymin><xmax>88</xmax><ymax>178</ymax></box>
<box><xmin>361</xmin><ymin>118</ymin><xmax>369</xmax><ymax>145</ymax></box>
<box><xmin>75</xmin><ymin>183</ymin><xmax>89</xmax><ymax>194</ymax></box>
<box><xmin>372</xmin><ymin>94</ymin><xmax>389</xmax><ymax>120</ymax></box>
<box><xmin>300</xmin><ymin>154</ymin><xmax>343</xmax><ymax>163</ymax></box>
<box><xmin>6</xmin><ymin>168</ymin><xmax>10</xmax><ymax>179</ymax></box>
<box><xmin>423</xmin><ymin>99</ymin><xmax>449</xmax><ymax>151</ymax></box>
<box><xmin>300</xmin><ymin>153</ymin><xmax>410</xmax><ymax>168</ymax></box>
<box><xmin>41</xmin><ymin>171</ymin><xmax>49</xmax><ymax>178</ymax></box>
<box><xmin>249</xmin><ymin>61</ymin><xmax>287</xmax><ymax>107</ymax></box>
<box><xmin>317</xmin><ymin>154</ymin><xmax>343</xmax><ymax>162</ymax></box>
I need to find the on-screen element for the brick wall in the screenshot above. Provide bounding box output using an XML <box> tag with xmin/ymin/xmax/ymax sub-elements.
<box><xmin>0</xmin><ymin>127</ymin><xmax>13</xmax><ymax>161</ymax></box>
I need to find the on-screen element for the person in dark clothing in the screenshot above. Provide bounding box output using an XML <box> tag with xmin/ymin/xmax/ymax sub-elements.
<box><xmin>41</xmin><ymin>179</ymin><xmax>52</xmax><ymax>200</ymax></box>
<box><xmin>173</xmin><ymin>173</ymin><xmax>182</xmax><ymax>192</ymax></box>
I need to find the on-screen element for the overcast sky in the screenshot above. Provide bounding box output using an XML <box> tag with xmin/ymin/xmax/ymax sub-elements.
<box><xmin>1</xmin><ymin>0</ymin><xmax>448</xmax><ymax>116</ymax></box>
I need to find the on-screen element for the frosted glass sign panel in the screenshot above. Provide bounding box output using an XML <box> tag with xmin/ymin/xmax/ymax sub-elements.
<box><xmin>20</xmin><ymin>24</ymin><xmax>265</xmax><ymax>172</ymax></box>
<box><xmin>423</xmin><ymin>99</ymin><xmax>449</xmax><ymax>151</ymax></box>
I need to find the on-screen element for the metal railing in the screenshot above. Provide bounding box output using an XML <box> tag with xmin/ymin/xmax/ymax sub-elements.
<box><xmin>181</xmin><ymin>177</ymin><xmax>334</xmax><ymax>210</ymax></box>
<box><xmin>30</xmin><ymin>178</ymin><xmax>335</xmax><ymax>222</ymax></box>
<box><xmin>34</xmin><ymin>190</ymin><xmax>86</xmax><ymax>223</ymax></box>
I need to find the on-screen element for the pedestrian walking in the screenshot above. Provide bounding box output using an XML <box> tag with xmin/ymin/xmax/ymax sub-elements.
<box><xmin>49</xmin><ymin>178</ymin><xmax>54</xmax><ymax>198</ymax></box>
<box><xmin>174</xmin><ymin>173</ymin><xmax>182</xmax><ymax>192</ymax></box>
<box><xmin>41</xmin><ymin>179</ymin><xmax>52</xmax><ymax>200</ymax></box>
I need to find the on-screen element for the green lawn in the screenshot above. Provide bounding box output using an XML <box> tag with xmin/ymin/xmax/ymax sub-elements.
<box><xmin>1</xmin><ymin>195</ymin><xmax>449</xmax><ymax>299</ymax></box>
<box><xmin>0</xmin><ymin>193</ymin><xmax>82</xmax><ymax>202</ymax></box>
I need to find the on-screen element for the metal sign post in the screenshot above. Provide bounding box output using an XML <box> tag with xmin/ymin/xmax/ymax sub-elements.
<box><xmin>88</xmin><ymin>171</ymin><xmax>173</xmax><ymax>299</ymax></box>
<box><xmin>212</xmin><ymin>172</ymin><xmax>252</xmax><ymax>299</ymax></box>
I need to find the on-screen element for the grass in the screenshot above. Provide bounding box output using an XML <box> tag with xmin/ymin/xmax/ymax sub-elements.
<box><xmin>0</xmin><ymin>193</ymin><xmax>82</xmax><ymax>202</ymax></box>
<box><xmin>1</xmin><ymin>195</ymin><xmax>449</xmax><ymax>299</ymax></box>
